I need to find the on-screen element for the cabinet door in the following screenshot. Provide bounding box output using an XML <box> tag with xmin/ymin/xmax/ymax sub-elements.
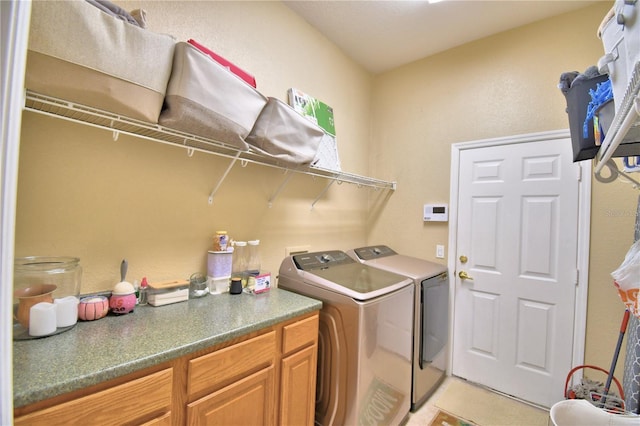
<box><xmin>14</xmin><ymin>368</ymin><xmax>173</xmax><ymax>426</ymax></box>
<box><xmin>187</xmin><ymin>366</ymin><xmax>275</xmax><ymax>426</ymax></box>
<box><xmin>280</xmin><ymin>344</ymin><xmax>317</xmax><ymax>426</ymax></box>
<box><xmin>188</xmin><ymin>331</ymin><xmax>275</xmax><ymax>400</ymax></box>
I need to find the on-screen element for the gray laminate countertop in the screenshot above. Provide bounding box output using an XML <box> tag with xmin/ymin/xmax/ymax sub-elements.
<box><xmin>13</xmin><ymin>288</ymin><xmax>321</xmax><ymax>408</ymax></box>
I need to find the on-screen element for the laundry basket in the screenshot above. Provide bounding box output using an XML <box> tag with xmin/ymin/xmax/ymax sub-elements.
<box><xmin>549</xmin><ymin>399</ymin><xmax>639</xmax><ymax>426</ymax></box>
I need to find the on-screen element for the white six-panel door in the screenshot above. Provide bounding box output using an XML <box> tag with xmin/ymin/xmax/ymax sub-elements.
<box><xmin>451</xmin><ymin>136</ymin><xmax>581</xmax><ymax>408</ymax></box>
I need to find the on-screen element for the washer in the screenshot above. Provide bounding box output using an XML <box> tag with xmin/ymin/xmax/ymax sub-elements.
<box><xmin>347</xmin><ymin>245</ymin><xmax>449</xmax><ymax>411</ymax></box>
<box><xmin>278</xmin><ymin>250</ymin><xmax>414</xmax><ymax>426</ymax></box>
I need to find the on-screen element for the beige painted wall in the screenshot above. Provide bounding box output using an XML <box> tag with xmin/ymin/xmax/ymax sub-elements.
<box><xmin>16</xmin><ymin>0</ymin><xmax>375</xmax><ymax>291</ymax></box>
<box><xmin>15</xmin><ymin>1</ymin><xmax>638</xmax><ymax>382</ymax></box>
<box><xmin>369</xmin><ymin>2</ymin><xmax>638</xmax><ymax>379</ymax></box>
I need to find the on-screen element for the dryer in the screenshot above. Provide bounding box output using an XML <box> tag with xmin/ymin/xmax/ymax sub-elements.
<box><xmin>278</xmin><ymin>250</ymin><xmax>414</xmax><ymax>426</ymax></box>
<box><xmin>347</xmin><ymin>245</ymin><xmax>449</xmax><ymax>411</ymax></box>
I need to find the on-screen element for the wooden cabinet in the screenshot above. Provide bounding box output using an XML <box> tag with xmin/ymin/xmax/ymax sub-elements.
<box><xmin>187</xmin><ymin>366</ymin><xmax>276</xmax><ymax>425</ymax></box>
<box><xmin>14</xmin><ymin>312</ymin><xmax>319</xmax><ymax>426</ymax></box>
<box><xmin>14</xmin><ymin>368</ymin><xmax>173</xmax><ymax>426</ymax></box>
<box><xmin>186</xmin><ymin>331</ymin><xmax>277</xmax><ymax>425</ymax></box>
<box><xmin>280</xmin><ymin>314</ymin><xmax>319</xmax><ymax>426</ymax></box>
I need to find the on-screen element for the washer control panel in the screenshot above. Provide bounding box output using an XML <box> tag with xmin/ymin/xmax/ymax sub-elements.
<box><xmin>352</xmin><ymin>245</ymin><xmax>397</xmax><ymax>260</ymax></box>
<box><xmin>293</xmin><ymin>250</ymin><xmax>354</xmax><ymax>270</ymax></box>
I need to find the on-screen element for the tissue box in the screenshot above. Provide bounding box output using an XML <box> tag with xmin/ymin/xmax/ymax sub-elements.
<box><xmin>248</xmin><ymin>272</ymin><xmax>271</xmax><ymax>294</ymax></box>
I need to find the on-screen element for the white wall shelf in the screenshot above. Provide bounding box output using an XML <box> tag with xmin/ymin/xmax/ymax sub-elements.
<box><xmin>23</xmin><ymin>90</ymin><xmax>396</xmax><ymax>205</ymax></box>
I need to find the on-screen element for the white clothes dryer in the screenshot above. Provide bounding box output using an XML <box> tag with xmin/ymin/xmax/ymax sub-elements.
<box><xmin>278</xmin><ymin>250</ymin><xmax>414</xmax><ymax>426</ymax></box>
<box><xmin>347</xmin><ymin>245</ymin><xmax>449</xmax><ymax>411</ymax></box>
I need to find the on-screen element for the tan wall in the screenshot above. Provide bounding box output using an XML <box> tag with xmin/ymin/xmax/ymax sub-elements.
<box><xmin>16</xmin><ymin>0</ymin><xmax>374</xmax><ymax>290</ymax></box>
<box><xmin>15</xmin><ymin>1</ymin><xmax>637</xmax><ymax>380</ymax></box>
<box><xmin>369</xmin><ymin>2</ymin><xmax>637</xmax><ymax>379</ymax></box>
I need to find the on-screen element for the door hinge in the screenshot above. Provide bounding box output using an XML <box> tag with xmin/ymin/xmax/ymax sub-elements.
<box><xmin>574</xmin><ymin>269</ymin><xmax>580</xmax><ymax>286</ymax></box>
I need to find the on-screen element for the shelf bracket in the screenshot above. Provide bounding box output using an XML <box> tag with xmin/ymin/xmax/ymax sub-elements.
<box><xmin>208</xmin><ymin>152</ymin><xmax>242</xmax><ymax>205</ymax></box>
<box><xmin>268</xmin><ymin>171</ymin><xmax>294</xmax><ymax>208</ymax></box>
<box><xmin>311</xmin><ymin>179</ymin><xmax>336</xmax><ymax>210</ymax></box>
<box><xmin>112</xmin><ymin>130</ymin><xmax>119</xmax><ymax>141</ymax></box>
<box><xmin>183</xmin><ymin>138</ymin><xmax>195</xmax><ymax>157</ymax></box>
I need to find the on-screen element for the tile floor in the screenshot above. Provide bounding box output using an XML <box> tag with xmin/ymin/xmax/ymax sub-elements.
<box><xmin>404</xmin><ymin>376</ymin><xmax>452</xmax><ymax>425</ymax></box>
<box><xmin>403</xmin><ymin>375</ymin><xmax>551</xmax><ymax>425</ymax></box>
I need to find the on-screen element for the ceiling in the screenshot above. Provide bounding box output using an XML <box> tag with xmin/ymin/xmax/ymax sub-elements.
<box><xmin>283</xmin><ymin>0</ymin><xmax>600</xmax><ymax>74</ymax></box>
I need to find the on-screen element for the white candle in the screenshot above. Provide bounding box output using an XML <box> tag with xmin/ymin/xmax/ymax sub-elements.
<box><xmin>54</xmin><ymin>296</ymin><xmax>79</xmax><ymax>327</ymax></box>
<box><xmin>29</xmin><ymin>302</ymin><xmax>57</xmax><ymax>336</ymax></box>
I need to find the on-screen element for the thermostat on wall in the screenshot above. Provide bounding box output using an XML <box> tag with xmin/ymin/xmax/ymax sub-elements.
<box><xmin>423</xmin><ymin>204</ymin><xmax>448</xmax><ymax>222</ymax></box>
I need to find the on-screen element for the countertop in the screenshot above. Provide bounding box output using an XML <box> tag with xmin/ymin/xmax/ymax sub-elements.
<box><xmin>13</xmin><ymin>288</ymin><xmax>322</xmax><ymax>408</ymax></box>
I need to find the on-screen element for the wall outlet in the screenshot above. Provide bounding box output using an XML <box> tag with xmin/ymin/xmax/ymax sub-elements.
<box><xmin>285</xmin><ymin>245</ymin><xmax>310</xmax><ymax>257</ymax></box>
<box><xmin>436</xmin><ymin>245</ymin><xmax>445</xmax><ymax>259</ymax></box>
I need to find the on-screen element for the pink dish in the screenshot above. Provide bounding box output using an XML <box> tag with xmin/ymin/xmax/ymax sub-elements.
<box><xmin>78</xmin><ymin>296</ymin><xmax>109</xmax><ymax>321</ymax></box>
<box><xmin>109</xmin><ymin>293</ymin><xmax>136</xmax><ymax>315</ymax></box>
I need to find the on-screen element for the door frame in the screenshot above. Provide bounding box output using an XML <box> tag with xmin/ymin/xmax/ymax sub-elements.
<box><xmin>1</xmin><ymin>0</ymin><xmax>31</xmax><ymax>422</ymax></box>
<box><xmin>446</xmin><ymin>129</ymin><xmax>591</xmax><ymax>382</ymax></box>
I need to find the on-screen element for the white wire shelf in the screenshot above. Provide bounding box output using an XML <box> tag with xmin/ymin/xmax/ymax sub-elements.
<box><xmin>22</xmin><ymin>91</ymin><xmax>397</xmax><ymax>197</ymax></box>
<box><xmin>595</xmin><ymin>61</ymin><xmax>640</xmax><ymax>173</ymax></box>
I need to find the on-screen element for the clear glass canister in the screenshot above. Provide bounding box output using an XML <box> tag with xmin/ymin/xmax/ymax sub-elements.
<box><xmin>231</xmin><ymin>241</ymin><xmax>248</xmax><ymax>287</ymax></box>
<box><xmin>14</xmin><ymin>256</ymin><xmax>82</xmax><ymax>300</ymax></box>
<box><xmin>247</xmin><ymin>240</ymin><xmax>261</xmax><ymax>276</ymax></box>
<box><xmin>13</xmin><ymin>256</ymin><xmax>82</xmax><ymax>338</ymax></box>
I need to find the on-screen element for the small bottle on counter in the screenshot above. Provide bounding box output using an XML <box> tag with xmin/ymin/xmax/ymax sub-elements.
<box><xmin>138</xmin><ymin>277</ymin><xmax>148</xmax><ymax>306</ymax></box>
<box><xmin>134</xmin><ymin>279</ymin><xmax>140</xmax><ymax>304</ymax></box>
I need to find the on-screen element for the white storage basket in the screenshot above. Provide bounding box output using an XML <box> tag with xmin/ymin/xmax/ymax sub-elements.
<box><xmin>160</xmin><ymin>42</ymin><xmax>268</xmax><ymax>151</ymax></box>
<box><xmin>26</xmin><ymin>1</ymin><xmax>175</xmax><ymax>123</ymax></box>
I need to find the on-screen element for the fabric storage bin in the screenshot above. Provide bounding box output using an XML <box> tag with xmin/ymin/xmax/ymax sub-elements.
<box><xmin>245</xmin><ymin>98</ymin><xmax>324</xmax><ymax>167</ymax></box>
<box><xmin>562</xmin><ymin>73</ymin><xmax>610</xmax><ymax>162</ymax></box>
<box><xmin>187</xmin><ymin>39</ymin><xmax>257</xmax><ymax>88</ymax></box>
<box><xmin>159</xmin><ymin>42</ymin><xmax>267</xmax><ymax>151</ymax></box>
<box><xmin>26</xmin><ymin>1</ymin><xmax>175</xmax><ymax>123</ymax></box>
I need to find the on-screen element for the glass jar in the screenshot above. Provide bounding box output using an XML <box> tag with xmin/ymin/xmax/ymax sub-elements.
<box><xmin>13</xmin><ymin>256</ymin><xmax>82</xmax><ymax>339</ymax></box>
<box><xmin>14</xmin><ymin>256</ymin><xmax>82</xmax><ymax>300</ymax></box>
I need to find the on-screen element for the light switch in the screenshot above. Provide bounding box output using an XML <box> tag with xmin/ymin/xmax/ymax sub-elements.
<box><xmin>436</xmin><ymin>245</ymin><xmax>445</xmax><ymax>259</ymax></box>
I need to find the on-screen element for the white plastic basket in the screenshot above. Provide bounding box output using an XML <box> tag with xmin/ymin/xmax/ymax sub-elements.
<box><xmin>549</xmin><ymin>399</ymin><xmax>639</xmax><ymax>426</ymax></box>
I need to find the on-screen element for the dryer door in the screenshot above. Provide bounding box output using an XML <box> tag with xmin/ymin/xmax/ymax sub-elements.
<box><xmin>420</xmin><ymin>272</ymin><xmax>449</xmax><ymax>367</ymax></box>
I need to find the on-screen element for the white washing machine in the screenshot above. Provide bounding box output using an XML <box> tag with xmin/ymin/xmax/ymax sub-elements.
<box><xmin>278</xmin><ymin>250</ymin><xmax>414</xmax><ymax>426</ymax></box>
<box><xmin>347</xmin><ymin>245</ymin><xmax>449</xmax><ymax>411</ymax></box>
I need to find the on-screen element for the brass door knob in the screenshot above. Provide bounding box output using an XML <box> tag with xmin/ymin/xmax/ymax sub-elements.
<box><xmin>460</xmin><ymin>255</ymin><xmax>468</xmax><ymax>263</ymax></box>
<box><xmin>458</xmin><ymin>270</ymin><xmax>474</xmax><ymax>280</ymax></box>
